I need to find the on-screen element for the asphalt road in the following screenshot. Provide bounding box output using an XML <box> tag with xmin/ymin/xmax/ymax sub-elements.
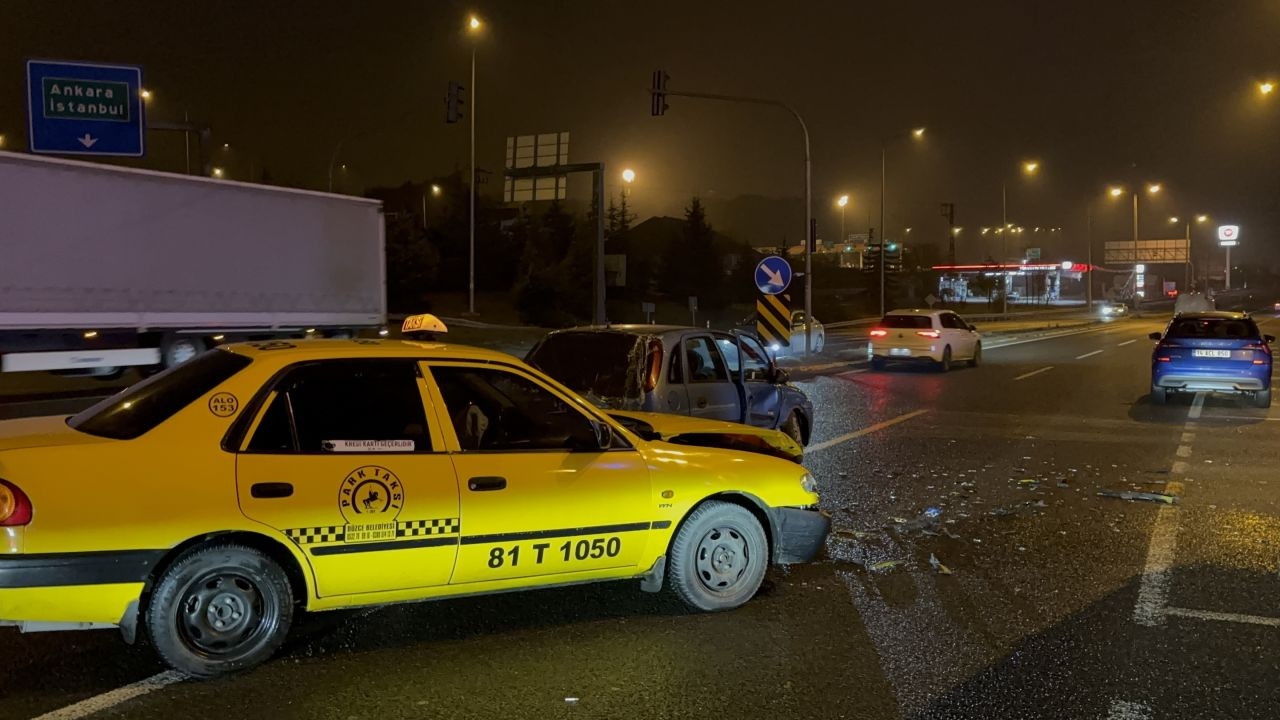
<box><xmin>4</xmin><ymin>316</ymin><xmax>1280</xmax><ymax>719</ymax></box>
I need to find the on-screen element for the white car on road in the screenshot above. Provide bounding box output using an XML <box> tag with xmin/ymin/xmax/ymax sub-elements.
<box><xmin>867</xmin><ymin>308</ymin><xmax>981</xmax><ymax>372</ymax></box>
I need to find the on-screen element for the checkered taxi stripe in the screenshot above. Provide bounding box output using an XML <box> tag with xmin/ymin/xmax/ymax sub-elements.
<box><xmin>285</xmin><ymin>518</ymin><xmax>460</xmax><ymax>546</ymax></box>
<box><xmin>286</xmin><ymin>526</ymin><xmax>345</xmax><ymax>545</ymax></box>
<box><xmin>398</xmin><ymin>518</ymin><xmax>460</xmax><ymax>537</ymax></box>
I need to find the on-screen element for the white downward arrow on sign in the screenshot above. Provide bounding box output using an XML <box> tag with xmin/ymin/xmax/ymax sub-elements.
<box><xmin>77</xmin><ymin>134</ymin><xmax>98</xmax><ymax>148</ymax></box>
<box><xmin>763</xmin><ymin>264</ymin><xmax>785</xmax><ymax>287</ymax></box>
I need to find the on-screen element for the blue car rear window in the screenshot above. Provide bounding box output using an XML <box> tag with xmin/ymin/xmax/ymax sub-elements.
<box><xmin>1167</xmin><ymin>318</ymin><xmax>1260</xmax><ymax>339</ymax></box>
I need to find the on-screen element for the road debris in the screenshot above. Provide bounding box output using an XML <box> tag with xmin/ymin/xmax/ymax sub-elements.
<box><xmin>1098</xmin><ymin>489</ymin><xmax>1178</xmax><ymax>505</ymax></box>
<box><xmin>928</xmin><ymin>553</ymin><xmax>953</xmax><ymax>575</ymax></box>
<box><xmin>869</xmin><ymin>559</ymin><xmax>905</xmax><ymax>573</ymax></box>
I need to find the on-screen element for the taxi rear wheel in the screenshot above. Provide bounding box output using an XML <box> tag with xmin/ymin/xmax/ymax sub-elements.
<box><xmin>667</xmin><ymin>501</ymin><xmax>768</xmax><ymax>612</ymax></box>
<box><xmin>146</xmin><ymin>544</ymin><xmax>294</xmax><ymax>678</ymax></box>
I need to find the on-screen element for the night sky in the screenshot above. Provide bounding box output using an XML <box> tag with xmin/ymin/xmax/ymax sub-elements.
<box><xmin>5</xmin><ymin>0</ymin><xmax>1279</xmax><ymax>266</ymax></box>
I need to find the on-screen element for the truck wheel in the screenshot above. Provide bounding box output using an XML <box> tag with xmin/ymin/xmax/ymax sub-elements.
<box><xmin>146</xmin><ymin>544</ymin><xmax>294</xmax><ymax>678</ymax></box>
<box><xmin>780</xmin><ymin>411</ymin><xmax>805</xmax><ymax>446</ymax></box>
<box><xmin>1255</xmin><ymin>389</ymin><xmax>1272</xmax><ymax>409</ymax></box>
<box><xmin>667</xmin><ymin>501</ymin><xmax>768</xmax><ymax>612</ymax></box>
<box><xmin>161</xmin><ymin>336</ymin><xmax>206</xmax><ymax>368</ymax></box>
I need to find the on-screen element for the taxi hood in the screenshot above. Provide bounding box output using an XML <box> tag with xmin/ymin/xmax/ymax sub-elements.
<box><xmin>608</xmin><ymin>410</ymin><xmax>803</xmax><ymax>464</ymax></box>
<box><xmin>0</xmin><ymin>415</ymin><xmax>111</xmax><ymax>452</ymax></box>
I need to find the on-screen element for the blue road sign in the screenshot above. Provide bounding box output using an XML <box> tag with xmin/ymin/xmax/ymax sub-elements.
<box><xmin>754</xmin><ymin>255</ymin><xmax>793</xmax><ymax>295</ymax></box>
<box><xmin>27</xmin><ymin>60</ymin><xmax>145</xmax><ymax>157</ymax></box>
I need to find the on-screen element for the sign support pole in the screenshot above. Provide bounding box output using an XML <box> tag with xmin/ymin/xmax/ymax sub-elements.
<box><xmin>594</xmin><ymin>166</ymin><xmax>607</xmax><ymax>325</ymax></box>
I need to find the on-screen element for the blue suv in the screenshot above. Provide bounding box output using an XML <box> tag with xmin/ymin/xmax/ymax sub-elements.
<box><xmin>1150</xmin><ymin>312</ymin><xmax>1274</xmax><ymax>407</ymax></box>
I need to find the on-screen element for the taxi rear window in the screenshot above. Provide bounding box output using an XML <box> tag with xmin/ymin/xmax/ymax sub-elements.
<box><xmin>69</xmin><ymin>349</ymin><xmax>253</xmax><ymax>440</ymax></box>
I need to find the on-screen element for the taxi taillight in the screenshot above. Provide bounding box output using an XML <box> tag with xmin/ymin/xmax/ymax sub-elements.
<box><xmin>643</xmin><ymin>339</ymin><xmax>664</xmax><ymax>393</ymax></box>
<box><xmin>869</xmin><ymin>329</ymin><xmax>888</xmax><ymax>337</ymax></box>
<box><xmin>0</xmin><ymin>480</ymin><xmax>32</xmax><ymax>527</ymax></box>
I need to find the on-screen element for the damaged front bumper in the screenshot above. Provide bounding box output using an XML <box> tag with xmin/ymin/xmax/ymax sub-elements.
<box><xmin>768</xmin><ymin>506</ymin><xmax>829</xmax><ymax>564</ymax></box>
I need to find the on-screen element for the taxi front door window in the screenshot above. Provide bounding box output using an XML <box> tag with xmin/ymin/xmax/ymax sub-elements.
<box><xmin>426</xmin><ymin>364</ymin><xmax>651</xmax><ymax>586</ymax></box>
<box><xmin>237</xmin><ymin>359</ymin><xmax>460</xmax><ymax>597</ymax></box>
<box><xmin>430</xmin><ymin>366</ymin><xmax>599</xmax><ymax>451</ymax></box>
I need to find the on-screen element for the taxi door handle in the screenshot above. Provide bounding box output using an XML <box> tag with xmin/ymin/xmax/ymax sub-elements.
<box><xmin>695</xmin><ymin>397</ymin><xmax>708</xmax><ymax>408</ymax></box>
<box><xmin>468</xmin><ymin>476</ymin><xmax>507</xmax><ymax>492</ymax></box>
<box><xmin>251</xmin><ymin>482</ymin><xmax>294</xmax><ymax>499</ymax></box>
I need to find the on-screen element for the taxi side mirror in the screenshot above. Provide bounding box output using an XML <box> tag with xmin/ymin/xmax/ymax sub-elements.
<box><xmin>571</xmin><ymin>419</ymin><xmax>613</xmax><ymax>451</ymax></box>
<box><xmin>593</xmin><ymin>420</ymin><xmax>614</xmax><ymax>450</ymax></box>
<box><xmin>1267</xmin><ymin>334</ymin><xmax>1276</xmax><ymax>344</ymax></box>
<box><xmin>1148</xmin><ymin>332</ymin><xmax>1163</xmax><ymax>341</ymax></box>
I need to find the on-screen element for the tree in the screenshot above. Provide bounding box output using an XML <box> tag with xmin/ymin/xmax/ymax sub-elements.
<box><xmin>662</xmin><ymin>197</ymin><xmax>726</xmax><ymax>309</ymax></box>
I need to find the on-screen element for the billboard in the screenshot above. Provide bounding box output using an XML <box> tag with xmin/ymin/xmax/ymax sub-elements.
<box><xmin>1103</xmin><ymin>238</ymin><xmax>1189</xmax><ymax>264</ymax></box>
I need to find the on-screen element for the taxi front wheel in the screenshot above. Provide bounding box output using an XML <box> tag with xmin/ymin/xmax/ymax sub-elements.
<box><xmin>146</xmin><ymin>544</ymin><xmax>294</xmax><ymax>678</ymax></box>
<box><xmin>667</xmin><ymin>501</ymin><xmax>768</xmax><ymax>612</ymax></box>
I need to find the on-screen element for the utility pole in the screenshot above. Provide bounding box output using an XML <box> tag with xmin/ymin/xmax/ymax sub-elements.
<box><xmin>1085</xmin><ymin>204</ymin><xmax>1094</xmax><ymax>308</ymax></box>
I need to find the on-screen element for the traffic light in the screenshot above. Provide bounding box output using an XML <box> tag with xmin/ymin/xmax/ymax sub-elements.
<box><xmin>446</xmin><ymin>81</ymin><xmax>466</xmax><ymax>124</ymax></box>
<box><xmin>650</xmin><ymin>70</ymin><xmax>669</xmax><ymax>116</ymax></box>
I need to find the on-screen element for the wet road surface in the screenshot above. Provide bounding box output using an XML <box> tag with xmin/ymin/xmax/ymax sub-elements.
<box><xmin>3</xmin><ymin>316</ymin><xmax>1279</xmax><ymax>719</ymax></box>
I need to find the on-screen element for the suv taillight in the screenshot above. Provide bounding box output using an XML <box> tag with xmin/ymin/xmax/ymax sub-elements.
<box><xmin>0</xmin><ymin>480</ymin><xmax>32</xmax><ymax>526</ymax></box>
<box><xmin>869</xmin><ymin>329</ymin><xmax>888</xmax><ymax>337</ymax></box>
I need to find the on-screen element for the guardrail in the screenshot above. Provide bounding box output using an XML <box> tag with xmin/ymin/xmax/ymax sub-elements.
<box><xmin>825</xmin><ymin>304</ymin><xmax>1092</xmax><ymax>329</ymax></box>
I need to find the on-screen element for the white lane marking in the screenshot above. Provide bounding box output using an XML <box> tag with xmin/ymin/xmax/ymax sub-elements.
<box><xmin>1107</xmin><ymin>699</ymin><xmax>1153</xmax><ymax>720</ymax></box>
<box><xmin>1165</xmin><ymin>606</ymin><xmax>1280</xmax><ymax>628</ymax></box>
<box><xmin>1133</xmin><ymin>391</ymin><xmax>1202</xmax><ymax>627</ymax></box>
<box><xmin>33</xmin><ymin>671</ymin><xmax>186</xmax><ymax>720</ymax></box>
<box><xmin>1189</xmin><ymin>392</ymin><xmax>1205</xmax><ymax>419</ymax></box>
<box><xmin>1013</xmin><ymin>366</ymin><xmax>1054</xmax><ymax>381</ymax></box>
<box><xmin>1180</xmin><ymin>432</ymin><xmax>1195</xmax><ymax>443</ymax></box>
<box><xmin>837</xmin><ymin>368</ymin><xmax>867</xmax><ymax>377</ymax></box>
<box><xmin>1200</xmin><ymin>415</ymin><xmax>1280</xmax><ymax>422</ymax></box>
<box><xmin>1133</xmin><ymin>487</ymin><xmax>1183</xmax><ymax>627</ymax></box>
<box><xmin>807</xmin><ymin>409</ymin><xmax>928</xmax><ymax>453</ymax></box>
<box><xmin>1075</xmin><ymin>349</ymin><xmax>1104</xmax><ymax>359</ymax></box>
<box><xmin>1175</xmin><ymin>445</ymin><xmax>1192</xmax><ymax>458</ymax></box>
<box><xmin>1117</xmin><ymin>339</ymin><xmax>1138</xmax><ymax>347</ymax></box>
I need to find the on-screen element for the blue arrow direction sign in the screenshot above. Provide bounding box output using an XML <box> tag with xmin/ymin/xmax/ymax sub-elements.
<box><xmin>754</xmin><ymin>255</ymin><xmax>793</xmax><ymax>295</ymax></box>
<box><xmin>27</xmin><ymin>60</ymin><xmax>145</xmax><ymax>157</ymax></box>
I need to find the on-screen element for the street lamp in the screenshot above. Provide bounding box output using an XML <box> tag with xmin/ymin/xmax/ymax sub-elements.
<box><xmin>140</xmin><ymin>89</ymin><xmax>152</xmax><ymax>101</ymax></box>
<box><xmin>1196</xmin><ymin>214</ymin><xmax>1208</xmax><ymax>224</ymax></box>
<box><xmin>879</xmin><ymin>126</ymin><xmax>926</xmax><ymax>316</ymax></box>
<box><xmin>1168</xmin><ymin>216</ymin><xmax>1179</xmax><ymax>224</ymax></box>
<box><xmin>1147</xmin><ymin>183</ymin><xmax>1161</xmax><ymax>194</ymax></box>
<box><xmin>1260</xmin><ymin>81</ymin><xmax>1275</xmax><ymax>96</ymax></box>
<box><xmin>621</xmin><ymin>168</ymin><xmax>636</xmax><ymax>184</ymax></box>
<box><xmin>465</xmin><ymin>13</ymin><xmax>483</xmax><ymax>317</ymax></box>
<box><xmin>431</xmin><ymin>183</ymin><xmax>442</xmax><ymax>196</ymax></box>
<box><xmin>211</xmin><ymin>167</ymin><xmax>224</xmax><ymax>178</ymax></box>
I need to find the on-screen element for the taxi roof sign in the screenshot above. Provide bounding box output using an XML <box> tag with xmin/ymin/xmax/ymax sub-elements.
<box><xmin>401</xmin><ymin>314</ymin><xmax>448</xmax><ymax>335</ymax></box>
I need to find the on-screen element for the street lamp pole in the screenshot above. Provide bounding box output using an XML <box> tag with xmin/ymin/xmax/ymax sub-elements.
<box><xmin>880</xmin><ymin>147</ymin><xmax>887</xmax><ymax>317</ymax></box>
<box><xmin>1001</xmin><ymin>181</ymin><xmax>1008</xmax><ymax>313</ymax></box>
<box><xmin>468</xmin><ymin>35</ymin><xmax>477</xmax><ymax>316</ymax></box>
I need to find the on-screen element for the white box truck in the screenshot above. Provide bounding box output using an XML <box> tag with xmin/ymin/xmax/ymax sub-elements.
<box><xmin>0</xmin><ymin>151</ymin><xmax>386</xmax><ymax>373</ymax></box>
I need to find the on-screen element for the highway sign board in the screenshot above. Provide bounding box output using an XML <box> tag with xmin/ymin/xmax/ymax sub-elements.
<box><xmin>27</xmin><ymin>60</ymin><xmax>145</xmax><ymax>156</ymax></box>
<box><xmin>1217</xmin><ymin>225</ymin><xmax>1239</xmax><ymax>246</ymax></box>
<box><xmin>1026</xmin><ymin>247</ymin><xmax>1041</xmax><ymax>260</ymax></box>
<box><xmin>754</xmin><ymin>255</ymin><xmax>792</xmax><ymax>295</ymax></box>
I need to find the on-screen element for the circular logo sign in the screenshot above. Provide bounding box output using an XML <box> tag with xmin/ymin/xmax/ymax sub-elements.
<box><xmin>208</xmin><ymin>392</ymin><xmax>239</xmax><ymax>417</ymax></box>
<box><xmin>339</xmin><ymin>466</ymin><xmax>404</xmax><ymax>524</ymax></box>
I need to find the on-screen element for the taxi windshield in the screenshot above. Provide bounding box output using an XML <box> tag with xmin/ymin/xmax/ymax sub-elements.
<box><xmin>69</xmin><ymin>349</ymin><xmax>253</xmax><ymax>439</ymax></box>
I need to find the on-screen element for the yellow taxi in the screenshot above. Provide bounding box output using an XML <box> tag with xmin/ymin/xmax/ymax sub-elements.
<box><xmin>0</xmin><ymin>317</ymin><xmax>827</xmax><ymax>677</ymax></box>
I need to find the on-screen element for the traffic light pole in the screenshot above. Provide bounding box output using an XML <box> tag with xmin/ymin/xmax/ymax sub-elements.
<box><xmin>647</xmin><ymin>84</ymin><xmax>814</xmax><ymax>356</ymax></box>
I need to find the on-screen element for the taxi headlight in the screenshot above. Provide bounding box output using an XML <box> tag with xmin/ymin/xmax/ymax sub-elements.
<box><xmin>799</xmin><ymin>473</ymin><xmax>817</xmax><ymax>493</ymax></box>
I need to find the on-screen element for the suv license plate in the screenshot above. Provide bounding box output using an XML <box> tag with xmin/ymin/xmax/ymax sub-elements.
<box><xmin>1192</xmin><ymin>349</ymin><xmax>1231</xmax><ymax>358</ymax></box>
